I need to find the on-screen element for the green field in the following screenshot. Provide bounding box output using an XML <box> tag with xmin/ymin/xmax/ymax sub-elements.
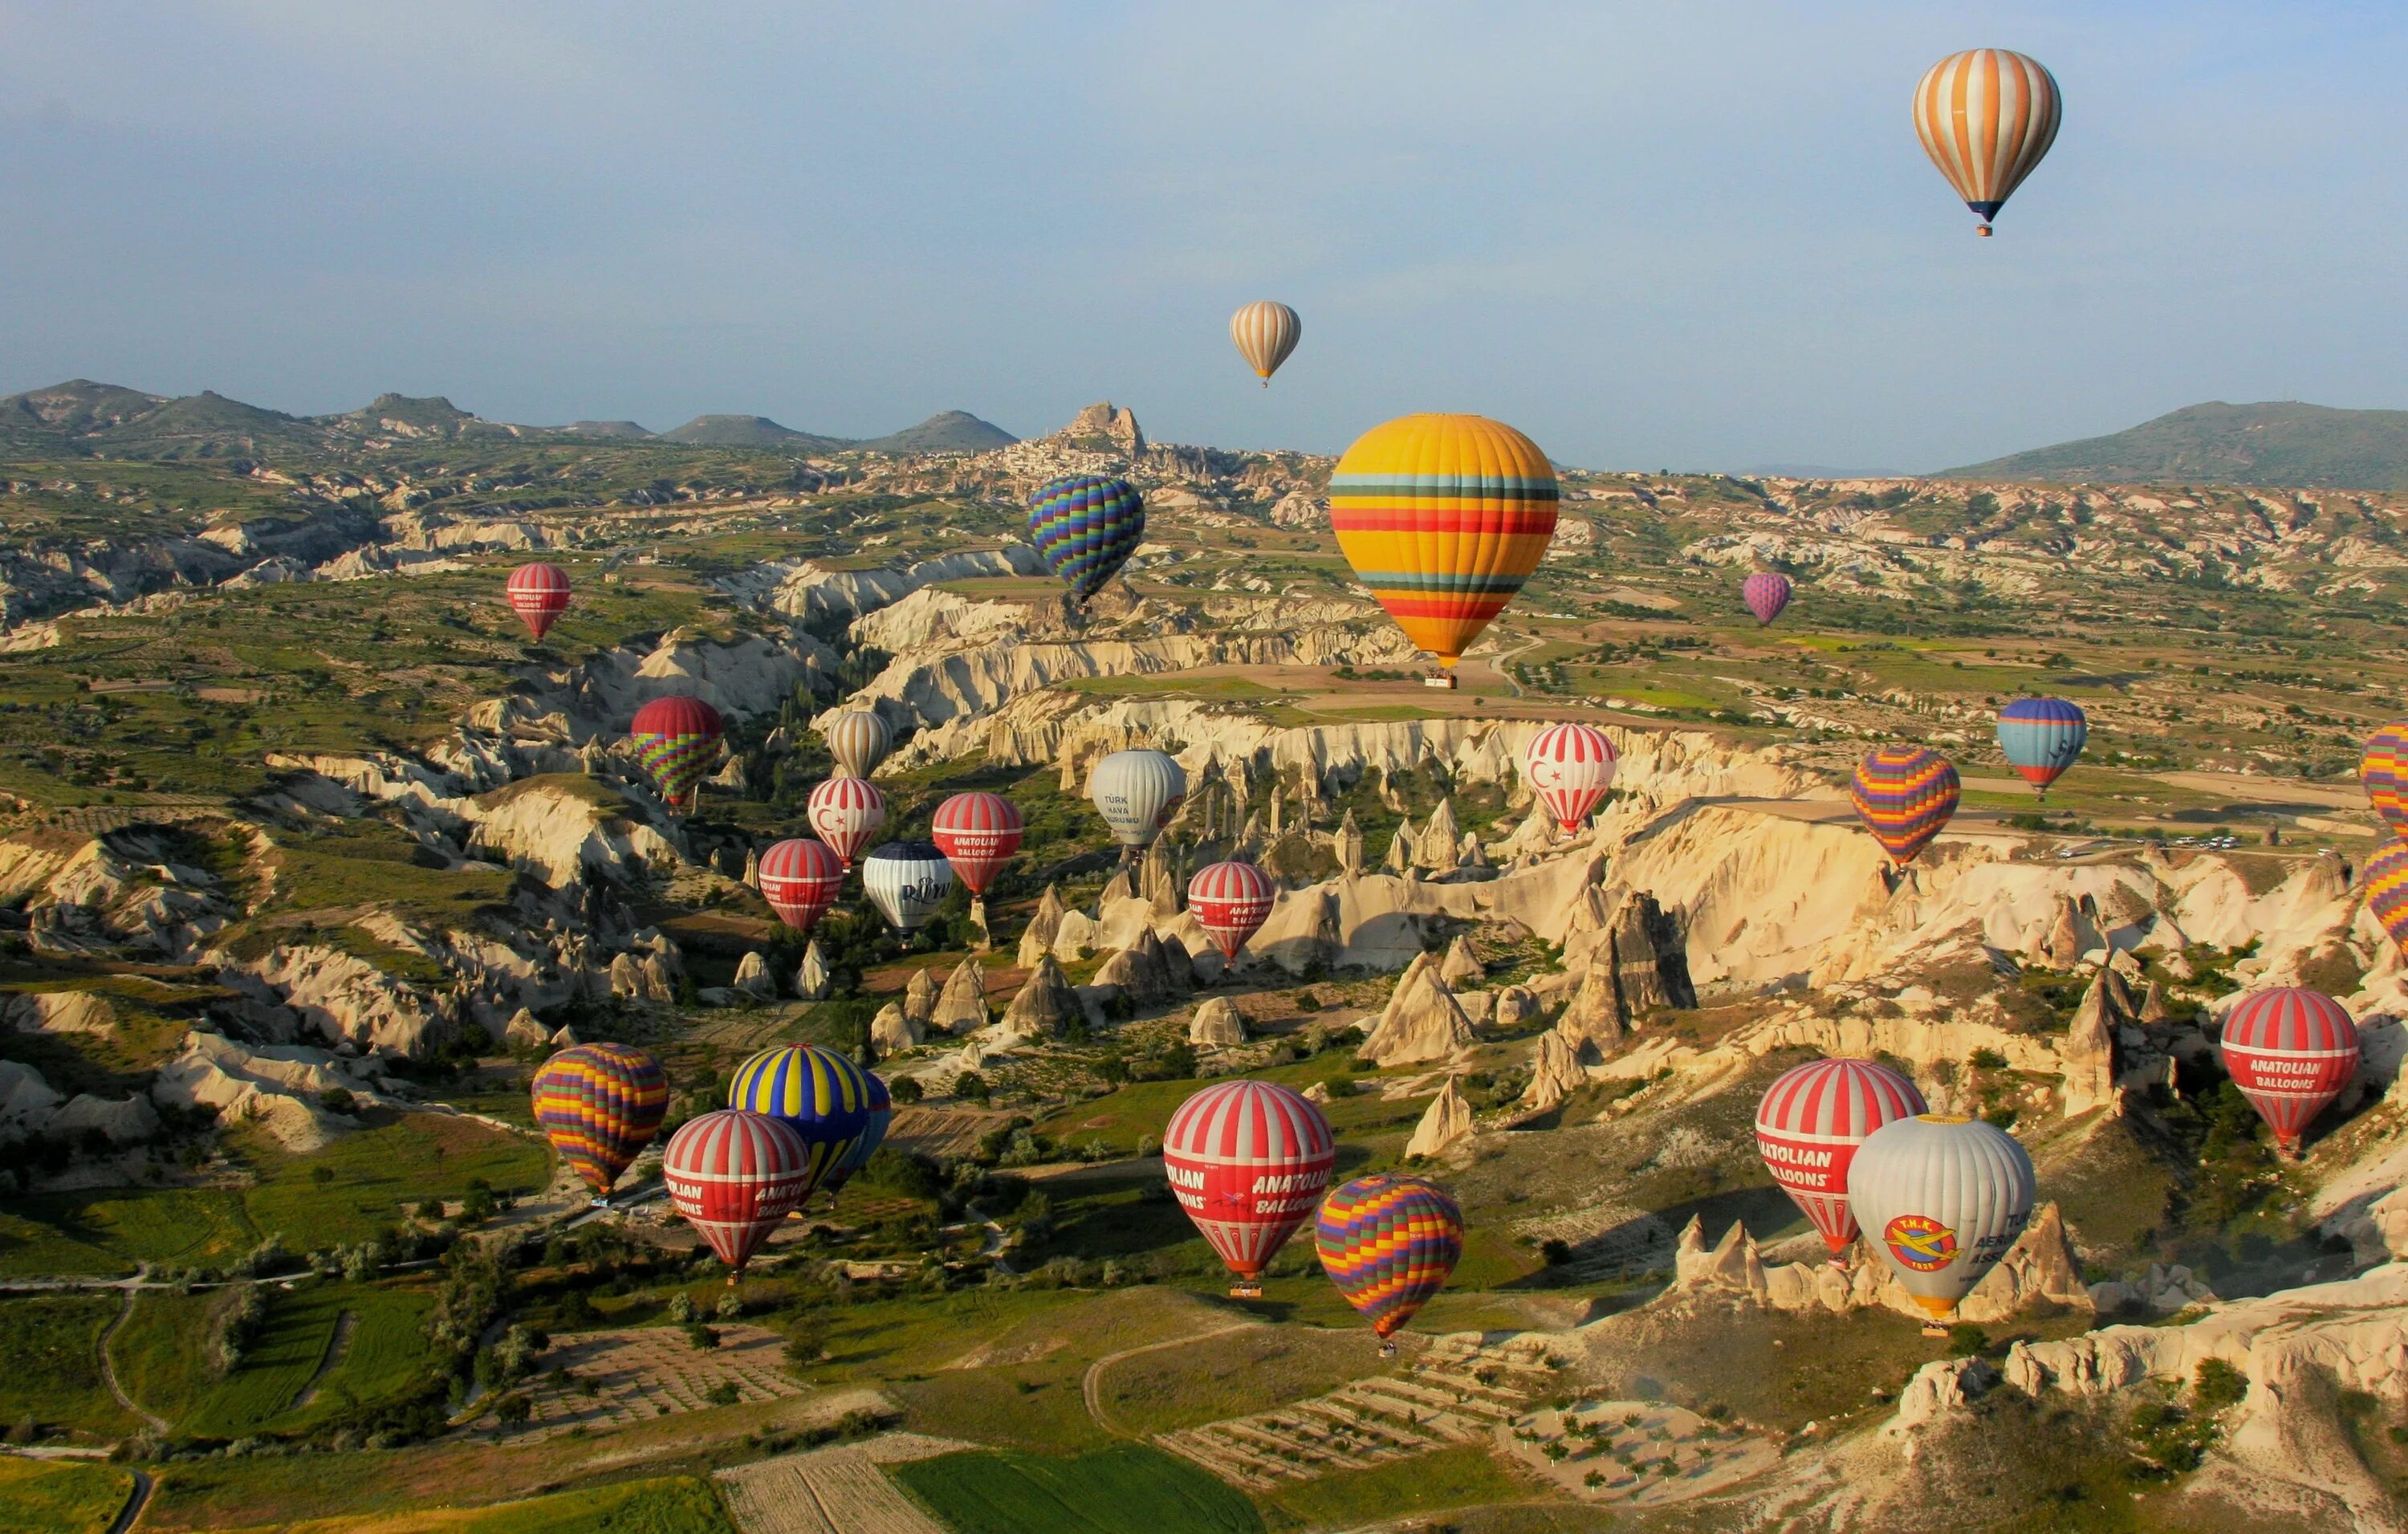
<box><xmin>891</xmin><ymin>1444</ymin><xmax>1263</xmax><ymax>1534</ymax></box>
<box><xmin>1255</xmin><ymin>1442</ymin><xmax>1536</xmax><ymax>1530</ymax></box>
<box><xmin>0</xmin><ymin>1294</ymin><xmax>140</xmax><ymax>1438</ymax></box>
<box><xmin>0</xmin><ymin>1187</ymin><xmax>258</xmax><ymax>1276</ymax></box>
<box><xmin>195</xmin><ymin>1474</ymin><xmax>736</xmax><ymax>1532</ymax></box>
<box><xmin>112</xmin><ymin>1280</ymin><xmax>437</xmax><ymax>1437</ymax></box>
<box><xmin>0</xmin><ymin>1455</ymin><xmax>134</xmax><ymax>1534</ymax></box>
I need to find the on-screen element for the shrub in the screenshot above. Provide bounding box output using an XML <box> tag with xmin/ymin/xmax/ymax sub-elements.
<box><xmin>889</xmin><ymin>1075</ymin><xmax>925</xmax><ymax>1105</ymax></box>
<box><xmin>1946</xmin><ymin>1324</ymin><xmax>1990</xmax><ymax>1358</ymax></box>
<box><xmin>685</xmin><ymin>1323</ymin><xmax>720</xmax><ymax>1350</ymax></box>
<box><xmin>706</xmin><ymin>1381</ymin><xmax>741</xmax><ymax>1406</ymax></box>
<box><xmin>2194</xmin><ymin>1359</ymin><xmax>2247</xmax><ymax>1410</ymax></box>
<box><xmin>666</xmin><ymin>1291</ymin><xmax>697</xmax><ymax>1324</ymax></box>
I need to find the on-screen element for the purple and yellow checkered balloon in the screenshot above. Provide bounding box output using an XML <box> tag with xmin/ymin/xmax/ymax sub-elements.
<box><xmin>1314</xmin><ymin>1174</ymin><xmax>1462</xmax><ymax>1341</ymax></box>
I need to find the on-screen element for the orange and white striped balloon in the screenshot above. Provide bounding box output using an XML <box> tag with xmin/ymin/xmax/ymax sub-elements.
<box><xmin>1912</xmin><ymin>49</ymin><xmax>2060</xmax><ymax>235</ymax></box>
<box><xmin>1230</xmin><ymin>301</ymin><xmax>1301</xmax><ymax>385</ymax></box>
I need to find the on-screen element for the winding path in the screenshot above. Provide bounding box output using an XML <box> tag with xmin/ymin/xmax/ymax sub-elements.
<box><xmin>104</xmin><ymin>1470</ymin><xmax>152</xmax><ymax>1534</ymax></box>
<box><xmin>1080</xmin><ymin>1320</ymin><xmax>1261</xmax><ymax>1436</ymax></box>
<box><xmin>98</xmin><ymin>1288</ymin><xmax>168</xmax><ymax>1434</ymax></box>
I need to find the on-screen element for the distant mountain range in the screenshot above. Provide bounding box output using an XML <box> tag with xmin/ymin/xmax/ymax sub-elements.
<box><xmin>1938</xmin><ymin>401</ymin><xmax>2408</xmax><ymax>491</ymax></box>
<box><xmin>0</xmin><ymin>380</ymin><xmax>1017</xmax><ymax>460</ymax></box>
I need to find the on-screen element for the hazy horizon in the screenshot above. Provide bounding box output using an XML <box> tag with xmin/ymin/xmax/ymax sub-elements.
<box><xmin>4</xmin><ymin>2</ymin><xmax>2405</xmax><ymax>474</ymax></box>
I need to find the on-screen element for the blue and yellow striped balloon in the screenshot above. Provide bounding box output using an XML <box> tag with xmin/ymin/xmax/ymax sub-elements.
<box><xmin>820</xmin><ymin>1071</ymin><xmax>893</xmax><ymax>1201</ymax></box>
<box><xmin>1996</xmin><ymin>697</ymin><xmax>2087</xmax><ymax>795</ymax></box>
<box><xmin>1850</xmin><ymin>746</ymin><xmax>1960</xmax><ymax>867</ymax></box>
<box><xmin>726</xmin><ymin>1044</ymin><xmax>872</xmax><ymax>1195</ymax></box>
<box><xmin>1313</xmin><ymin>1174</ymin><xmax>1462</xmax><ymax>1343</ymax></box>
<box><xmin>1027</xmin><ymin>475</ymin><xmax>1145</xmax><ymax>604</ymax></box>
<box><xmin>532</xmin><ymin>1043</ymin><xmax>669</xmax><ymax>1198</ymax></box>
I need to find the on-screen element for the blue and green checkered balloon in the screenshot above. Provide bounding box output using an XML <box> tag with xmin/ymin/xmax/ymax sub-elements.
<box><xmin>1027</xmin><ymin>474</ymin><xmax>1145</xmax><ymax>604</ymax></box>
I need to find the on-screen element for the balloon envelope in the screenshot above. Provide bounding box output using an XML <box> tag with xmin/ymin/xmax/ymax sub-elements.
<box><xmin>1028</xmin><ymin>475</ymin><xmax>1145</xmax><ymax>604</ymax></box>
<box><xmin>823</xmin><ymin>710</ymin><xmax>893</xmax><ymax>779</ymax></box>
<box><xmin>821</xmin><ymin>1072</ymin><xmax>892</xmax><ymax>1199</ymax></box>
<box><xmin>1315</xmin><ymin>1174</ymin><xmax>1462</xmax><ymax>1340</ymax></box>
<box><xmin>806</xmin><ymin>776</ymin><xmax>887</xmax><ymax>868</ymax></box>
<box><xmin>1188</xmin><ymin>860</ymin><xmax>1277</xmax><ymax>961</ymax></box>
<box><xmin>1754</xmin><ymin>1058</ymin><xmax>1927</xmax><ymax>1256</ymax></box>
<box><xmin>2218</xmin><ymin>987</ymin><xmax>2361</xmax><ymax>1155</ymax></box>
<box><xmin>1328</xmin><ymin>413</ymin><xmax>1557</xmax><ymax>669</ymax></box>
<box><xmin>1913</xmin><ymin>48</ymin><xmax>2061</xmax><ymax>232</ymax></box>
<box><xmin>1741</xmin><ymin>572</ymin><xmax>1792</xmax><ymax>626</ymax></box>
<box><xmin>2360</xmin><ymin>722</ymin><xmax>2408</xmax><ymax>841</ymax></box>
<box><xmin>861</xmin><ymin>841</ymin><xmax>954</xmax><ymax>931</ymax></box>
<box><xmin>931</xmin><ymin>791</ymin><xmax>1025</xmax><ymax>897</ymax></box>
<box><xmin>1522</xmin><ymin>722</ymin><xmax>1618</xmax><ymax>833</ymax></box>
<box><xmin>1847</xmin><ymin>1114</ymin><xmax>2035</xmax><ymax>1320</ymax></box>
<box><xmin>2367</xmin><ymin>841</ymin><xmax>2408</xmax><ymax>960</ymax></box>
<box><xmin>1849</xmin><ymin>747</ymin><xmax>1960</xmax><ymax>866</ymax></box>
<box><xmin>1230</xmin><ymin>301</ymin><xmax>1302</xmax><ymax>384</ymax></box>
<box><xmin>628</xmin><ymin>696</ymin><xmax>724</xmax><ymax>809</ymax></box>
<box><xmin>506</xmin><ymin>562</ymin><xmax>571</xmax><ymax>641</ymax></box>
<box><xmin>661</xmin><ymin>1109</ymin><xmax>816</xmax><ymax>1272</ymax></box>
<box><xmin>758</xmin><ymin>838</ymin><xmax>844</xmax><ymax>934</ymax></box>
<box><xmin>1996</xmin><ymin>698</ymin><xmax>2088</xmax><ymax>793</ymax></box>
<box><xmin>1089</xmin><ymin>750</ymin><xmax>1187</xmax><ymax>848</ymax></box>
<box><xmin>531</xmin><ymin>1042</ymin><xmax>669</xmax><ymax>1197</ymax></box>
<box><xmin>1162</xmin><ymin>1079</ymin><xmax>1336</xmax><ymax>1288</ymax></box>
<box><xmin>726</xmin><ymin>1044</ymin><xmax>874</xmax><ymax>1192</ymax></box>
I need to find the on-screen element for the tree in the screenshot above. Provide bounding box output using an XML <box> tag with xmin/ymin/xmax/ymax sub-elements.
<box><xmin>889</xmin><ymin>1075</ymin><xmax>924</xmax><ymax>1105</ymax></box>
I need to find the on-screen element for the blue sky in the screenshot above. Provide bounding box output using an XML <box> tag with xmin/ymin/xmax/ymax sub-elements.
<box><xmin>1</xmin><ymin>2</ymin><xmax>2402</xmax><ymax>471</ymax></box>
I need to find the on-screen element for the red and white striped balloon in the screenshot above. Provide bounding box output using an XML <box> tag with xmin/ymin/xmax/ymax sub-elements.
<box><xmin>1522</xmin><ymin>722</ymin><xmax>1619</xmax><ymax>833</ymax></box>
<box><xmin>505</xmin><ymin>562</ymin><xmax>571</xmax><ymax>641</ymax></box>
<box><xmin>757</xmin><ymin>838</ymin><xmax>844</xmax><ymax>934</ymax></box>
<box><xmin>2219</xmin><ymin>987</ymin><xmax>2361</xmax><ymax>1157</ymax></box>
<box><xmin>1161</xmin><ymin>1080</ymin><xmax>1335</xmax><ymax>1293</ymax></box>
<box><xmin>930</xmin><ymin>792</ymin><xmax>1024</xmax><ymax>897</ymax></box>
<box><xmin>1754</xmin><ymin>1057</ymin><xmax>1927</xmax><ymax>1257</ymax></box>
<box><xmin>1187</xmin><ymin>861</ymin><xmax>1276</xmax><ymax>962</ymax></box>
<box><xmin>661</xmin><ymin>1109</ymin><xmax>817</xmax><ymax>1274</ymax></box>
<box><xmin>806</xmin><ymin>777</ymin><xmax>887</xmax><ymax>869</ymax></box>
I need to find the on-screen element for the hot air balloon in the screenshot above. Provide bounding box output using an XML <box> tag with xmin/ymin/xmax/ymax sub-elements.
<box><xmin>1850</xmin><ymin>747</ymin><xmax>1960</xmax><ymax>867</ymax></box>
<box><xmin>757</xmin><ymin>838</ymin><xmax>844</xmax><ymax>934</ymax></box>
<box><xmin>1847</xmin><ymin>1114</ymin><xmax>2035</xmax><ymax>1333</ymax></box>
<box><xmin>1328</xmin><ymin>414</ymin><xmax>1557</xmax><ymax>673</ymax></box>
<box><xmin>820</xmin><ymin>1071</ymin><xmax>892</xmax><ymax>1204</ymax></box>
<box><xmin>1230</xmin><ymin>301</ymin><xmax>1302</xmax><ymax>386</ymax></box>
<box><xmin>1522</xmin><ymin>722</ymin><xmax>1618</xmax><ymax>834</ymax></box>
<box><xmin>930</xmin><ymin>792</ymin><xmax>1024</xmax><ymax>900</ymax></box>
<box><xmin>1314</xmin><ymin>1174</ymin><xmax>1462</xmax><ymax>1355</ymax></box>
<box><xmin>2218</xmin><ymin>987</ymin><xmax>2361</xmax><ymax>1160</ymax></box>
<box><xmin>628</xmin><ymin>696</ymin><xmax>725</xmax><ymax>812</ymax></box>
<box><xmin>1742</xmin><ymin>572</ymin><xmax>1792</xmax><ymax>626</ymax></box>
<box><xmin>2359</xmin><ymin>722</ymin><xmax>2408</xmax><ymax>841</ymax></box>
<box><xmin>824</xmin><ymin>710</ymin><xmax>893</xmax><ymax>780</ymax></box>
<box><xmin>1162</xmin><ymin>1079</ymin><xmax>1336</xmax><ymax>1297</ymax></box>
<box><xmin>505</xmin><ymin>562</ymin><xmax>571</xmax><ymax>641</ymax></box>
<box><xmin>1028</xmin><ymin>475</ymin><xmax>1145</xmax><ymax>606</ymax></box>
<box><xmin>862</xmin><ymin>841</ymin><xmax>954</xmax><ymax>933</ymax></box>
<box><xmin>806</xmin><ymin>776</ymin><xmax>887</xmax><ymax>869</ymax></box>
<box><xmin>661</xmin><ymin>1109</ymin><xmax>816</xmax><ymax>1279</ymax></box>
<box><xmin>531</xmin><ymin>1042</ymin><xmax>669</xmax><ymax>1202</ymax></box>
<box><xmin>1913</xmin><ymin>49</ymin><xmax>2061</xmax><ymax>236</ymax></box>
<box><xmin>2366</xmin><ymin>841</ymin><xmax>2408</xmax><ymax>960</ymax></box>
<box><xmin>1995</xmin><ymin>698</ymin><xmax>2087</xmax><ymax>798</ymax></box>
<box><xmin>1754</xmin><ymin>1058</ymin><xmax>1927</xmax><ymax>1260</ymax></box>
<box><xmin>726</xmin><ymin>1044</ymin><xmax>872</xmax><ymax>1193</ymax></box>
<box><xmin>1188</xmin><ymin>860</ymin><xmax>1277</xmax><ymax>962</ymax></box>
<box><xmin>1089</xmin><ymin>750</ymin><xmax>1186</xmax><ymax>850</ymax></box>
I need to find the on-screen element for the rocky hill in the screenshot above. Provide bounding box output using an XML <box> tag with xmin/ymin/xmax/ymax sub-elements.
<box><xmin>1942</xmin><ymin>400</ymin><xmax>2408</xmax><ymax>491</ymax></box>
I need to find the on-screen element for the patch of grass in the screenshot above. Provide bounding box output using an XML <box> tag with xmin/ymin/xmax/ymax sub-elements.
<box><xmin>892</xmin><ymin>1443</ymin><xmax>1263</xmax><ymax>1534</ymax></box>
<box><xmin>0</xmin><ymin>1292</ymin><xmax>141</xmax><ymax>1438</ymax></box>
<box><xmin>230</xmin><ymin>1474</ymin><xmax>737</xmax><ymax>1532</ymax></box>
<box><xmin>235</xmin><ymin>1110</ymin><xmax>547</xmax><ymax>1251</ymax></box>
<box><xmin>0</xmin><ymin>1455</ymin><xmax>134</xmax><ymax>1534</ymax></box>
<box><xmin>1254</xmin><ymin>1443</ymin><xmax>1531</xmax><ymax>1530</ymax></box>
<box><xmin>0</xmin><ymin>1187</ymin><xmax>257</xmax><ymax>1276</ymax></box>
<box><xmin>188</xmin><ymin>1282</ymin><xmax>348</xmax><ymax>1435</ymax></box>
<box><xmin>109</xmin><ymin>1287</ymin><xmax>220</xmax><ymax>1430</ymax></box>
<box><xmin>1098</xmin><ymin>1326</ymin><xmax>1381</xmax><ymax>1436</ymax></box>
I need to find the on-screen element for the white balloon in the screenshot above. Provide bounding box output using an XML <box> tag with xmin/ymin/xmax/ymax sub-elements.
<box><xmin>1088</xmin><ymin>749</ymin><xmax>1187</xmax><ymax>848</ymax></box>
<box><xmin>861</xmin><ymin>841</ymin><xmax>954</xmax><ymax>931</ymax></box>
<box><xmin>823</xmin><ymin>710</ymin><xmax>893</xmax><ymax>779</ymax></box>
<box><xmin>1845</xmin><ymin>1114</ymin><xmax>2035</xmax><ymax>1323</ymax></box>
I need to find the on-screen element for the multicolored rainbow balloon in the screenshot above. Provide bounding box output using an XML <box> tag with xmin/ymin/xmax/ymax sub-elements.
<box><xmin>531</xmin><ymin>1042</ymin><xmax>669</xmax><ymax>1200</ymax></box>
<box><xmin>628</xmin><ymin>695</ymin><xmax>724</xmax><ymax>811</ymax></box>
<box><xmin>1849</xmin><ymin>746</ymin><xmax>1960</xmax><ymax>867</ymax></box>
<box><xmin>1313</xmin><ymin>1174</ymin><xmax>1463</xmax><ymax>1352</ymax></box>
<box><xmin>1028</xmin><ymin>475</ymin><xmax>1145</xmax><ymax>605</ymax></box>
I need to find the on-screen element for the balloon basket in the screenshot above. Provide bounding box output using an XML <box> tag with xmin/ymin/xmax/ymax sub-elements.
<box><xmin>1975</xmin><ymin>225</ymin><xmax>1993</xmax><ymax>238</ymax></box>
<box><xmin>1377</xmin><ymin>1341</ymin><xmax>1397</xmax><ymax>1359</ymax></box>
<box><xmin>1229</xmin><ymin>1281</ymin><xmax>1263</xmax><ymax>1300</ymax></box>
<box><xmin>1920</xmin><ymin>1321</ymin><xmax>1949</xmax><ymax>1339</ymax></box>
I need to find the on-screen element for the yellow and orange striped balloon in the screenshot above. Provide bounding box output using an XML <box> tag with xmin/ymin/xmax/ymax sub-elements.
<box><xmin>1912</xmin><ymin>49</ymin><xmax>2060</xmax><ymax>235</ymax></box>
<box><xmin>1328</xmin><ymin>413</ymin><xmax>1557</xmax><ymax>669</ymax></box>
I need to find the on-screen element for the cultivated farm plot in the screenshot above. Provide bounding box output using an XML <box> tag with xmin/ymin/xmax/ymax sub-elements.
<box><xmin>715</xmin><ymin>1430</ymin><xmax>969</xmax><ymax>1534</ymax></box>
<box><xmin>1499</xmin><ymin>1398</ymin><xmax>1780</xmax><ymax>1505</ymax></box>
<box><xmin>494</xmin><ymin>1324</ymin><xmax>803</xmax><ymax>1441</ymax></box>
<box><xmin>885</xmin><ymin>1107</ymin><xmax>1012</xmax><ymax>1160</ymax></box>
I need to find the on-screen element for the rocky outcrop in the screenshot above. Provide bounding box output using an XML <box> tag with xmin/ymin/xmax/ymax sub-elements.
<box><xmin>1018</xmin><ymin>885</ymin><xmax>1068</xmax><ymax>967</ymax></box>
<box><xmin>732</xmin><ymin>950</ymin><xmax>778</xmax><ymax>1001</ymax></box>
<box><xmin>870</xmin><ymin>1003</ymin><xmax>921</xmax><ymax>1055</ymax></box>
<box><xmin>930</xmin><ymin>960</ymin><xmax>990</xmax><ymax>1034</ymax></box>
<box><xmin>1438</xmin><ymin>935</ymin><xmax>1484</xmax><ymax>988</ymax></box>
<box><xmin>238</xmin><ymin>942</ymin><xmax>458</xmax><ymax>1057</ymax></box>
<box><xmin>904</xmin><ymin>967</ymin><xmax>942</xmax><ymax>1031</ymax></box>
<box><xmin>1405</xmin><ymin>1076</ymin><xmax>1474</xmax><ymax>1158</ymax></box>
<box><xmin>795</xmin><ymin>942</ymin><xmax>829</xmax><ymax>1001</ymax></box>
<box><xmin>1491</xmin><ymin>985</ymin><xmax>1544</xmax><ymax>1031</ymax></box>
<box><xmin>1190</xmin><ymin>996</ymin><xmax>1247</xmax><ymax>1048</ymax></box>
<box><xmin>6</xmin><ymin>989</ymin><xmax>120</xmax><ymax>1036</ymax></box>
<box><xmin>2060</xmin><ymin>972</ymin><xmax>2126</xmax><ymax>1117</ymax></box>
<box><xmin>1519</xmin><ymin>1027</ymin><xmax>1585</xmax><ymax>1113</ymax></box>
<box><xmin>503</xmin><ymin>1008</ymin><xmax>551</xmax><ymax>1050</ymax></box>
<box><xmin>1555</xmin><ymin>957</ymin><xmax>1625</xmax><ymax>1057</ymax></box>
<box><xmin>1357</xmin><ymin>953</ymin><xmax>1476</xmax><ymax>1068</ymax></box>
<box><xmin>609</xmin><ymin>950</ymin><xmax>676</xmax><ymax>1005</ymax></box>
<box><xmin>151</xmin><ymin>1031</ymin><xmax>391</xmax><ymax>1152</ymax></box>
<box><xmin>1002</xmin><ymin>956</ymin><xmax>1080</xmax><ymax>1040</ymax></box>
<box><xmin>1670</xmin><ymin>1201</ymin><xmax>2092</xmax><ymax>1325</ymax></box>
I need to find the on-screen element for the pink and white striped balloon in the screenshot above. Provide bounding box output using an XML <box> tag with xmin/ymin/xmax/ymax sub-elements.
<box><xmin>930</xmin><ymin>791</ymin><xmax>1024</xmax><ymax>897</ymax></box>
<box><xmin>1522</xmin><ymin>722</ymin><xmax>1619</xmax><ymax>833</ymax></box>
<box><xmin>1754</xmin><ymin>1057</ymin><xmax>1927</xmax><ymax>1257</ymax></box>
<box><xmin>2219</xmin><ymin>987</ymin><xmax>2361</xmax><ymax>1157</ymax></box>
<box><xmin>661</xmin><ymin>1109</ymin><xmax>816</xmax><ymax>1274</ymax></box>
<box><xmin>1187</xmin><ymin>860</ymin><xmax>1277</xmax><ymax>961</ymax></box>
<box><xmin>756</xmin><ymin>838</ymin><xmax>844</xmax><ymax>934</ymax></box>
<box><xmin>805</xmin><ymin>777</ymin><xmax>887</xmax><ymax>869</ymax></box>
<box><xmin>1161</xmin><ymin>1079</ymin><xmax>1335</xmax><ymax>1293</ymax></box>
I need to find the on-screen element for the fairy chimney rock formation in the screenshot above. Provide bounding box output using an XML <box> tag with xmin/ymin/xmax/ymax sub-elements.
<box><xmin>931</xmin><ymin>959</ymin><xmax>990</xmax><ymax>1034</ymax></box>
<box><xmin>1438</xmin><ymin>935</ymin><xmax>1485</xmax><ymax>989</ymax></box>
<box><xmin>904</xmin><ymin>966</ymin><xmax>942</xmax><ymax>1028</ymax></box>
<box><xmin>732</xmin><ymin>950</ymin><xmax>778</xmax><ymax>1001</ymax></box>
<box><xmin>1189</xmin><ymin>996</ymin><xmax>1248</xmax><ymax>1048</ymax></box>
<box><xmin>1384</xmin><ymin>819</ymin><xmax>1416</xmax><ymax>874</ymax></box>
<box><xmin>1357</xmin><ymin>953</ymin><xmax>1477</xmax><ymax>1068</ymax></box>
<box><xmin>795</xmin><ymin>942</ymin><xmax>830</xmax><ymax>1001</ymax></box>
<box><xmin>1335</xmin><ymin>808</ymin><xmax>1365</xmax><ymax>876</ymax></box>
<box><xmin>1492</xmin><ymin>985</ymin><xmax>1544</xmax><ymax>1031</ymax></box>
<box><xmin>1405</xmin><ymin>1076</ymin><xmax>1475</xmax><ymax>1158</ymax></box>
<box><xmin>1003</xmin><ymin>955</ymin><xmax>1080</xmax><ymax>1040</ymax></box>
<box><xmin>870</xmin><ymin>1002</ymin><xmax>921</xmax><ymax>1054</ymax></box>
<box><xmin>2060</xmin><ymin>975</ymin><xmax>2125</xmax><ymax>1117</ymax></box>
<box><xmin>1519</xmin><ymin>1027</ymin><xmax>1584</xmax><ymax>1113</ymax></box>
<box><xmin>504</xmin><ymin>1008</ymin><xmax>550</xmax><ymax>1051</ymax></box>
<box><xmin>1556</xmin><ymin>956</ymin><xmax>1625</xmax><ymax>1057</ymax></box>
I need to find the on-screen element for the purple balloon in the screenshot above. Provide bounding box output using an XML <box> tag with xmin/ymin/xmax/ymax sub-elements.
<box><xmin>1742</xmin><ymin>572</ymin><xmax>1793</xmax><ymax>626</ymax></box>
